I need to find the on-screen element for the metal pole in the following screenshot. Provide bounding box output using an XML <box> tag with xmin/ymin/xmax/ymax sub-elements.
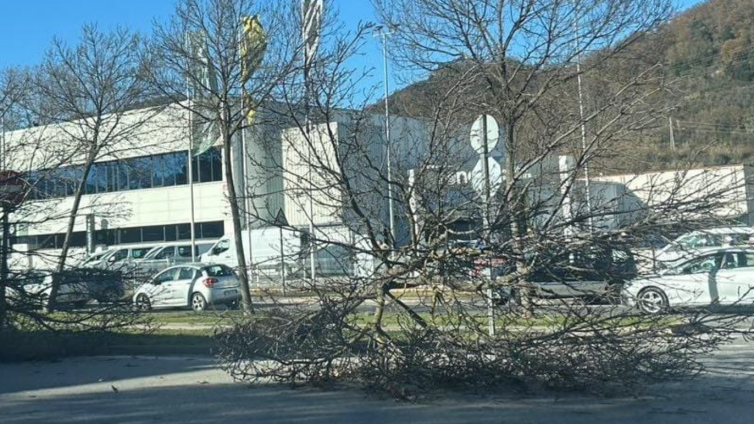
<box><xmin>574</xmin><ymin>14</ymin><xmax>593</xmax><ymax>230</ymax></box>
<box><xmin>0</xmin><ymin>208</ymin><xmax>9</xmax><ymax>331</ymax></box>
<box><xmin>185</xmin><ymin>33</ymin><xmax>197</xmax><ymax>263</ymax></box>
<box><xmin>481</xmin><ymin>117</ymin><xmax>494</xmax><ymax>338</ymax></box>
<box><xmin>669</xmin><ymin>117</ymin><xmax>676</xmax><ymax>151</ymax></box>
<box><xmin>1</xmin><ymin>114</ymin><xmax>5</xmax><ymax>171</ymax></box>
<box><xmin>304</xmin><ymin>0</ymin><xmax>316</xmax><ymax>284</ymax></box>
<box><xmin>240</xmin><ymin>99</ymin><xmax>255</xmax><ymax>287</ymax></box>
<box><xmin>379</xmin><ymin>29</ymin><xmax>396</xmax><ymax>243</ymax></box>
<box><xmin>280</xmin><ymin>226</ymin><xmax>286</xmax><ymax>296</ymax></box>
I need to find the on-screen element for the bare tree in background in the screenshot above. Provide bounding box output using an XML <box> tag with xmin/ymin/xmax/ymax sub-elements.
<box><xmin>146</xmin><ymin>0</ymin><xmax>302</xmax><ymax>313</ymax></box>
<box><xmin>0</xmin><ymin>66</ymin><xmax>154</xmax><ymax>340</ymax></box>
<box><xmin>28</xmin><ymin>25</ymin><xmax>161</xmax><ymax>312</ymax></box>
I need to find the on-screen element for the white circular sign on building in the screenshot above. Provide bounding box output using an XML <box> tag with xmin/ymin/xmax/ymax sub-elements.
<box><xmin>471</xmin><ymin>157</ymin><xmax>503</xmax><ymax>195</ymax></box>
<box><xmin>469</xmin><ymin>114</ymin><xmax>500</xmax><ymax>155</ymax></box>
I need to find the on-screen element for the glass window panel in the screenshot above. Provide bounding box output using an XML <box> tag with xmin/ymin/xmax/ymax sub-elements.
<box><xmin>117</xmin><ymin>161</ymin><xmax>129</xmax><ymax>191</ymax></box>
<box><xmin>54</xmin><ymin>234</ymin><xmax>65</xmax><ymax>249</ymax></box>
<box><xmin>94</xmin><ymin>163</ymin><xmax>107</xmax><ymax>193</ymax></box>
<box><xmin>84</xmin><ymin>166</ymin><xmax>97</xmax><ymax>195</ymax></box>
<box><xmin>38</xmin><ymin>235</ymin><xmax>56</xmax><ymax>249</ymax></box>
<box><xmin>200</xmin><ymin>221</ymin><xmax>224</xmax><ymax>239</ymax></box>
<box><xmin>177</xmin><ymin>245</ymin><xmax>194</xmax><ymax>258</ymax></box>
<box><xmin>174</xmin><ymin>153</ymin><xmax>188</xmax><ymax>185</ymax></box>
<box><xmin>154</xmin><ymin>246</ymin><xmax>175</xmax><ymax>260</ymax></box>
<box><xmin>198</xmin><ymin>151</ymin><xmax>213</xmax><ymax>183</ymax></box>
<box><xmin>119</xmin><ymin>228</ymin><xmax>141</xmax><ymax>244</ymax></box>
<box><xmin>164</xmin><ymin>225</ymin><xmax>177</xmax><ymax>241</ymax></box>
<box><xmin>178</xmin><ymin>267</ymin><xmax>195</xmax><ymax>279</ymax></box>
<box><xmin>131</xmin><ymin>248</ymin><xmax>151</xmax><ymax>259</ymax></box>
<box><xmin>177</xmin><ymin>224</ymin><xmax>191</xmax><ymax>240</ymax></box>
<box><xmin>139</xmin><ymin>157</ymin><xmax>153</xmax><ymax>189</ymax></box>
<box><xmin>152</xmin><ymin>155</ymin><xmax>165</xmax><ymax>188</ymax></box>
<box><xmin>105</xmin><ymin>162</ymin><xmax>117</xmax><ymax>192</ymax></box>
<box><xmin>191</xmin><ymin>155</ymin><xmax>199</xmax><ymax>183</ymax></box>
<box><xmin>110</xmin><ymin>249</ymin><xmax>128</xmax><ymax>262</ymax></box>
<box><xmin>128</xmin><ymin>158</ymin><xmax>141</xmax><ymax>190</ymax></box>
<box><xmin>142</xmin><ymin>225</ymin><xmax>165</xmax><ymax>242</ymax></box>
<box><xmin>70</xmin><ymin>232</ymin><xmax>86</xmax><ymax>247</ymax></box>
<box><xmin>209</xmin><ymin>148</ymin><xmax>222</xmax><ymax>182</ymax></box>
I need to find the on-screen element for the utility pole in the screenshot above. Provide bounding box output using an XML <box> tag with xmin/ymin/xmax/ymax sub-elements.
<box><xmin>669</xmin><ymin>117</ymin><xmax>676</xmax><ymax>151</ymax></box>
<box><xmin>375</xmin><ymin>25</ymin><xmax>396</xmax><ymax>244</ymax></box>
<box><xmin>574</xmin><ymin>8</ymin><xmax>593</xmax><ymax>231</ymax></box>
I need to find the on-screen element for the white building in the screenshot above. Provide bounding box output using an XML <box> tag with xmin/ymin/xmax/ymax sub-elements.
<box><xmin>5</xmin><ymin>102</ymin><xmax>429</xmax><ymax>271</ymax></box>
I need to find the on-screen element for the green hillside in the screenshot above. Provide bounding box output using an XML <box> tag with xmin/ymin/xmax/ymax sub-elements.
<box><xmin>386</xmin><ymin>0</ymin><xmax>754</xmax><ymax>173</ymax></box>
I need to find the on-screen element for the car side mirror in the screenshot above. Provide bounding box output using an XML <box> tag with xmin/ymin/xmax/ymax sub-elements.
<box><xmin>211</xmin><ymin>247</ymin><xmax>221</xmax><ymax>255</ymax></box>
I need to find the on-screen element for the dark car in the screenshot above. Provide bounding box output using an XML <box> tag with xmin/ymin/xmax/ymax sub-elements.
<box><xmin>56</xmin><ymin>268</ymin><xmax>125</xmax><ymax>303</ymax></box>
<box><xmin>492</xmin><ymin>247</ymin><xmax>637</xmax><ymax>304</ymax></box>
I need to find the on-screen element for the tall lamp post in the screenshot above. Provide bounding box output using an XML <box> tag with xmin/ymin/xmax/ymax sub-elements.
<box><xmin>374</xmin><ymin>25</ymin><xmax>396</xmax><ymax>245</ymax></box>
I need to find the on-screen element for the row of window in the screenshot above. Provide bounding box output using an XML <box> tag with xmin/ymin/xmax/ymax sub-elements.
<box><xmin>27</xmin><ymin>147</ymin><xmax>223</xmax><ymax>199</ymax></box>
<box><xmin>12</xmin><ymin>221</ymin><xmax>225</xmax><ymax>250</ymax></box>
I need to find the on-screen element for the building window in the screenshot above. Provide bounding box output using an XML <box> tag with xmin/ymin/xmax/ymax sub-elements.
<box><xmin>200</xmin><ymin>221</ymin><xmax>224</xmax><ymax>238</ymax></box>
<box><xmin>177</xmin><ymin>223</ymin><xmax>191</xmax><ymax>240</ymax></box>
<box><xmin>142</xmin><ymin>225</ymin><xmax>165</xmax><ymax>242</ymax></box>
<box><xmin>164</xmin><ymin>225</ymin><xmax>177</xmax><ymax>241</ymax></box>
<box><xmin>11</xmin><ymin>221</ymin><xmax>224</xmax><ymax>250</ymax></box>
<box><xmin>26</xmin><ymin>147</ymin><xmax>223</xmax><ymax>200</ymax></box>
<box><xmin>172</xmin><ymin>153</ymin><xmax>188</xmax><ymax>185</ymax></box>
<box><xmin>119</xmin><ymin>228</ymin><xmax>141</xmax><ymax>244</ymax></box>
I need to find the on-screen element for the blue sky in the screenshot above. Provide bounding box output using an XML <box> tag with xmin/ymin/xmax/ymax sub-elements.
<box><xmin>0</xmin><ymin>0</ymin><xmax>706</xmax><ymax>99</ymax></box>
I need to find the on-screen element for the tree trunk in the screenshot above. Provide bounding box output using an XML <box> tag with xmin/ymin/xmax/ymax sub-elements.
<box><xmin>46</xmin><ymin>150</ymin><xmax>96</xmax><ymax>313</ymax></box>
<box><xmin>504</xmin><ymin>124</ymin><xmax>533</xmax><ymax>317</ymax></box>
<box><xmin>222</xmin><ymin>119</ymin><xmax>253</xmax><ymax>314</ymax></box>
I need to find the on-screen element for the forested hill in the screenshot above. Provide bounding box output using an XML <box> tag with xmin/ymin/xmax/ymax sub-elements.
<box><xmin>654</xmin><ymin>0</ymin><xmax>754</xmax><ymax>169</ymax></box>
<box><xmin>385</xmin><ymin>0</ymin><xmax>754</xmax><ymax>172</ymax></box>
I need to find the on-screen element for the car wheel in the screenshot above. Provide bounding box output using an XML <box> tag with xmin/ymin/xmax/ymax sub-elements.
<box><xmin>637</xmin><ymin>287</ymin><xmax>668</xmax><ymax>314</ymax></box>
<box><xmin>603</xmin><ymin>283</ymin><xmax>623</xmax><ymax>305</ymax></box>
<box><xmin>97</xmin><ymin>288</ymin><xmax>120</xmax><ymax>303</ymax></box>
<box><xmin>191</xmin><ymin>293</ymin><xmax>207</xmax><ymax>312</ymax></box>
<box><xmin>135</xmin><ymin>294</ymin><xmax>152</xmax><ymax>311</ymax></box>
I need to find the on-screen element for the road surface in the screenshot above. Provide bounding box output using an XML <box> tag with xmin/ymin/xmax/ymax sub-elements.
<box><xmin>1</xmin><ymin>337</ymin><xmax>754</xmax><ymax>423</ymax></box>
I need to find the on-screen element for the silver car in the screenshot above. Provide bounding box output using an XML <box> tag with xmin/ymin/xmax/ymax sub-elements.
<box><xmin>132</xmin><ymin>263</ymin><xmax>241</xmax><ymax>311</ymax></box>
<box><xmin>132</xmin><ymin>243</ymin><xmax>214</xmax><ymax>278</ymax></box>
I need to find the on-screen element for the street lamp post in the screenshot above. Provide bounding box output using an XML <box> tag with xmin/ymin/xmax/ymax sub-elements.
<box><xmin>374</xmin><ymin>25</ymin><xmax>396</xmax><ymax>245</ymax></box>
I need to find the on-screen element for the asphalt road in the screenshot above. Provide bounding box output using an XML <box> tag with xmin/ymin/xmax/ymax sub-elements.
<box><xmin>2</xmin><ymin>337</ymin><xmax>754</xmax><ymax>424</ymax></box>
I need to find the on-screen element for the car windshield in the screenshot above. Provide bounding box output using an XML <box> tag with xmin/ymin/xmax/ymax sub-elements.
<box><xmin>203</xmin><ymin>264</ymin><xmax>234</xmax><ymax>277</ymax></box>
<box><xmin>664</xmin><ymin>254</ymin><xmax>719</xmax><ymax>276</ymax></box>
<box><xmin>142</xmin><ymin>246</ymin><xmax>163</xmax><ymax>259</ymax></box>
<box><xmin>83</xmin><ymin>251</ymin><xmax>109</xmax><ymax>264</ymax></box>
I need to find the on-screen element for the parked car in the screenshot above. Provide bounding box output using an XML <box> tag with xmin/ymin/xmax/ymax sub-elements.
<box><xmin>492</xmin><ymin>247</ymin><xmax>636</xmax><ymax>304</ymax></box>
<box><xmin>648</xmin><ymin>227</ymin><xmax>754</xmax><ymax>270</ymax></box>
<box><xmin>132</xmin><ymin>242</ymin><xmax>214</xmax><ymax>277</ymax></box>
<box><xmin>100</xmin><ymin>244</ymin><xmax>155</xmax><ymax>271</ymax></box>
<box><xmin>7</xmin><ymin>268</ymin><xmax>123</xmax><ymax>308</ymax></box>
<box><xmin>623</xmin><ymin>247</ymin><xmax>754</xmax><ymax>314</ymax></box>
<box><xmin>78</xmin><ymin>250</ymin><xmax>113</xmax><ymax>268</ymax></box>
<box><xmin>132</xmin><ymin>263</ymin><xmax>241</xmax><ymax>311</ymax></box>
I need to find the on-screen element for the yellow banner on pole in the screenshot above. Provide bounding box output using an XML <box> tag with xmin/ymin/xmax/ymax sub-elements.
<box><xmin>241</xmin><ymin>16</ymin><xmax>267</xmax><ymax>126</ymax></box>
<box><xmin>241</xmin><ymin>16</ymin><xmax>267</xmax><ymax>85</ymax></box>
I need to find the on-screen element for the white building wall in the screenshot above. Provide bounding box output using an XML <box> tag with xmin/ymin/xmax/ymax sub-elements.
<box><xmin>593</xmin><ymin>165</ymin><xmax>751</xmax><ymax>222</ymax></box>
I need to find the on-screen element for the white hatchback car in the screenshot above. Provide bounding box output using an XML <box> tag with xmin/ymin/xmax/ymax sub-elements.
<box><xmin>649</xmin><ymin>227</ymin><xmax>754</xmax><ymax>269</ymax></box>
<box><xmin>132</xmin><ymin>263</ymin><xmax>241</xmax><ymax>311</ymax></box>
<box><xmin>623</xmin><ymin>247</ymin><xmax>754</xmax><ymax>314</ymax></box>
